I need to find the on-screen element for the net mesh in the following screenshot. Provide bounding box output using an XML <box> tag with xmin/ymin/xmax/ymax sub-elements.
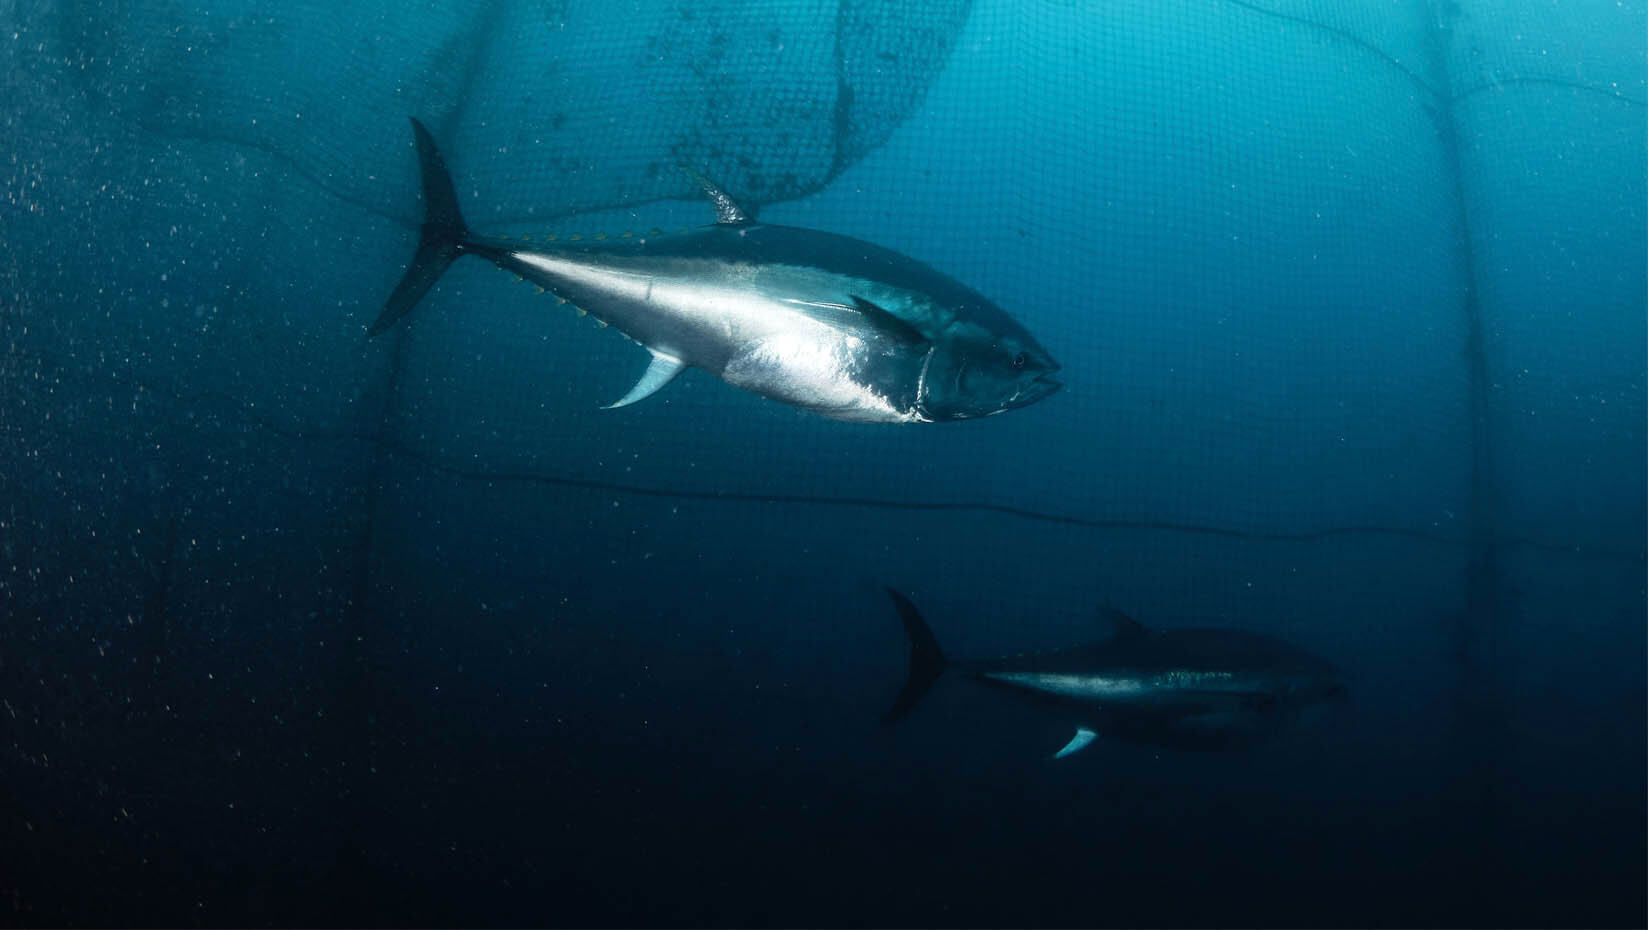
<box><xmin>36</xmin><ymin>0</ymin><xmax>973</xmax><ymax>224</ymax></box>
<box><xmin>3</xmin><ymin>2</ymin><xmax>1641</xmax><ymax>621</ymax></box>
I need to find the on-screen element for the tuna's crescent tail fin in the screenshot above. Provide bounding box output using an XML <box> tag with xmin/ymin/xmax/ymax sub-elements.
<box><xmin>882</xmin><ymin>588</ymin><xmax>948</xmax><ymax>726</ymax></box>
<box><xmin>369</xmin><ymin>117</ymin><xmax>471</xmax><ymax>337</ymax></box>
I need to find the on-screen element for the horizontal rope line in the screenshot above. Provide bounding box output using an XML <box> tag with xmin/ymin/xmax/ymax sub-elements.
<box><xmin>37</xmin><ymin>356</ymin><xmax>1632</xmax><ymax>567</ymax></box>
<box><xmin>1452</xmin><ymin>75</ymin><xmax>1648</xmax><ymax>108</ymax></box>
<box><xmin>384</xmin><ymin>438</ymin><xmax>1646</xmax><ymax>563</ymax></box>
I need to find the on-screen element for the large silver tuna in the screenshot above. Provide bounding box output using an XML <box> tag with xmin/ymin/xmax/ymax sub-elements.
<box><xmin>371</xmin><ymin>118</ymin><xmax>1061</xmax><ymax>423</ymax></box>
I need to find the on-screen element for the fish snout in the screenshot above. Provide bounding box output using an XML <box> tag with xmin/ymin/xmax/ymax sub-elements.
<box><xmin>1015</xmin><ymin>372</ymin><xmax>1063</xmax><ymax>407</ymax></box>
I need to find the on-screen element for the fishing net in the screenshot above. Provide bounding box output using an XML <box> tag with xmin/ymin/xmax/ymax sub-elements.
<box><xmin>33</xmin><ymin>0</ymin><xmax>972</xmax><ymax>222</ymax></box>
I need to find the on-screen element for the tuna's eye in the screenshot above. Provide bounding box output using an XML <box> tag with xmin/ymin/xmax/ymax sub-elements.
<box><xmin>1011</xmin><ymin>352</ymin><xmax>1028</xmax><ymax>370</ymax></box>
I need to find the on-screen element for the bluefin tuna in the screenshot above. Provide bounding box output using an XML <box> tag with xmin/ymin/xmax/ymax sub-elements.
<box><xmin>370</xmin><ymin>118</ymin><xmax>1061</xmax><ymax>423</ymax></box>
<box><xmin>881</xmin><ymin>588</ymin><xmax>1348</xmax><ymax>757</ymax></box>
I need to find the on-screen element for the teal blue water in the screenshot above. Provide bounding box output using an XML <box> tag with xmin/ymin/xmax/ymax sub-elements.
<box><xmin>1</xmin><ymin>1</ymin><xmax>1643</xmax><ymax>925</ymax></box>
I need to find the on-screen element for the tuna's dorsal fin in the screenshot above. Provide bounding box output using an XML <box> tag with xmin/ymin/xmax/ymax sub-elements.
<box><xmin>1099</xmin><ymin>607</ymin><xmax>1147</xmax><ymax>642</ymax></box>
<box><xmin>603</xmin><ymin>349</ymin><xmax>686</xmax><ymax>409</ymax></box>
<box><xmin>1053</xmin><ymin>727</ymin><xmax>1098</xmax><ymax>760</ymax></box>
<box><xmin>685</xmin><ymin>168</ymin><xmax>753</xmax><ymax>225</ymax></box>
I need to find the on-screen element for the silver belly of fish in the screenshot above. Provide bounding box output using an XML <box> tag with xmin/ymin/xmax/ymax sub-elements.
<box><xmin>510</xmin><ymin>249</ymin><xmax>930</xmax><ymax>423</ymax></box>
<box><xmin>984</xmin><ymin>669</ymin><xmax>1239</xmax><ymax>703</ymax></box>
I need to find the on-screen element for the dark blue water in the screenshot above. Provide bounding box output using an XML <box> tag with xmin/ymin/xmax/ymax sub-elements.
<box><xmin>2</xmin><ymin>1</ymin><xmax>1644</xmax><ymax>926</ymax></box>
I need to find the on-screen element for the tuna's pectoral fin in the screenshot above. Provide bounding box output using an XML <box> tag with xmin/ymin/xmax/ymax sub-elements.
<box><xmin>1097</xmin><ymin>607</ymin><xmax>1147</xmax><ymax>643</ymax></box>
<box><xmin>603</xmin><ymin>349</ymin><xmax>686</xmax><ymax>410</ymax></box>
<box><xmin>1052</xmin><ymin>727</ymin><xmax>1098</xmax><ymax>760</ymax></box>
<box><xmin>850</xmin><ymin>296</ymin><xmax>928</xmax><ymax>345</ymax></box>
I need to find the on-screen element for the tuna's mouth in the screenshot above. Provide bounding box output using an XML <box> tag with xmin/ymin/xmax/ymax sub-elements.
<box><xmin>1015</xmin><ymin>374</ymin><xmax>1063</xmax><ymax>407</ymax></box>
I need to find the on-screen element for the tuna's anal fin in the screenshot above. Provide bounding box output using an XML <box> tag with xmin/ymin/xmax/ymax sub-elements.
<box><xmin>1053</xmin><ymin>727</ymin><xmax>1098</xmax><ymax>760</ymax></box>
<box><xmin>685</xmin><ymin>168</ymin><xmax>754</xmax><ymax>225</ymax></box>
<box><xmin>603</xmin><ymin>349</ymin><xmax>686</xmax><ymax>410</ymax></box>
